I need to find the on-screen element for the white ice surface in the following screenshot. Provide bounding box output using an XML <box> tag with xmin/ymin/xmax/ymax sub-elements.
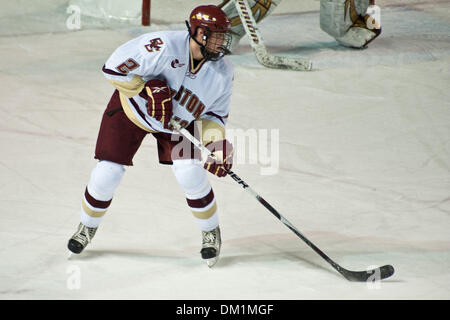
<box><xmin>0</xmin><ymin>0</ymin><xmax>449</xmax><ymax>299</ymax></box>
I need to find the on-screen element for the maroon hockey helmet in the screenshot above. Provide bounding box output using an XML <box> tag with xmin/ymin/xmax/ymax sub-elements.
<box><xmin>186</xmin><ymin>5</ymin><xmax>233</xmax><ymax>61</ymax></box>
<box><xmin>188</xmin><ymin>5</ymin><xmax>231</xmax><ymax>34</ymax></box>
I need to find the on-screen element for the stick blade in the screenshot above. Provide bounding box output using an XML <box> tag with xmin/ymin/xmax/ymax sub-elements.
<box><xmin>342</xmin><ymin>264</ymin><xmax>395</xmax><ymax>282</ymax></box>
<box><xmin>254</xmin><ymin>47</ymin><xmax>313</xmax><ymax>71</ymax></box>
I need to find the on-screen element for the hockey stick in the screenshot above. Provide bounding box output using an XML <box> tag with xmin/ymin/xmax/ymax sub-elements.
<box><xmin>172</xmin><ymin>122</ymin><xmax>394</xmax><ymax>282</ymax></box>
<box><xmin>233</xmin><ymin>0</ymin><xmax>312</xmax><ymax>71</ymax></box>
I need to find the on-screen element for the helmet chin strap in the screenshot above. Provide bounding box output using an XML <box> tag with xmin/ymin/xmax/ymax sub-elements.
<box><xmin>186</xmin><ymin>21</ymin><xmax>219</xmax><ymax>61</ymax></box>
<box><xmin>186</xmin><ymin>22</ymin><xmax>206</xmax><ymax>50</ymax></box>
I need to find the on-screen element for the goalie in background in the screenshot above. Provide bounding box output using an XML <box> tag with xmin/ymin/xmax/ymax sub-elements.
<box><xmin>219</xmin><ymin>0</ymin><xmax>381</xmax><ymax>51</ymax></box>
<box><xmin>320</xmin><ymin>0</ymin><xmax>381</xmax><ymax>48</ymax></box>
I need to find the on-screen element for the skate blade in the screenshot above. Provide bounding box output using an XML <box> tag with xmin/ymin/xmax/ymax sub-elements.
<box><xmin>206</xmin><ymin>257</ymin><xmax>219</xmax><ymax>268</ymax></box>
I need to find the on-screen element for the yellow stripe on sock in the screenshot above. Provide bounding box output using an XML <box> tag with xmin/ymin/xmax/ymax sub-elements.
<box><xmin>191</xmin><ymin>202</ymin><xmax>217</xmax><ymax>220</ymax></box>
<box><xmin>82</xmin><ymin>200</ymin><xmax>107</xmax><ymax>218</ymax></box>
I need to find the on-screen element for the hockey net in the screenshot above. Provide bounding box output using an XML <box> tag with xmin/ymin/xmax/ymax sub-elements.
<box><xmin>68</xmin><ymin>0</ymin><xmax>151</xmax><ymax>25</ymax></box>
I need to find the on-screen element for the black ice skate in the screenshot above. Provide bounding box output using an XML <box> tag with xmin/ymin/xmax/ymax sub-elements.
<box><xmin>200</xmin><ymin>226</ymin><xmax>221</xmax><ymax>268</ymax></box>
<box><xmin>67</xmin><ymin>222</ymin><xmax>97</xmax><ymax>254</ymax></box>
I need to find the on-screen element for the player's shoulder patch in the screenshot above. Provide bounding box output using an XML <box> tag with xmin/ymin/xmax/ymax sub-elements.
<box><xmin>141</xmin><ymin>35</ymin><xmax>167</xmax><ymax>54</ymax></box>
<box><xmin>140</xmin><ymin>31</ymin><xmax>188</xmax><ymax>57</ymax></box>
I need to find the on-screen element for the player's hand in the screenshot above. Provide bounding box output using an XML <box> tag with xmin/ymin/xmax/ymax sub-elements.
<box><xmin>145</xmin><ymin>79</ymin><xmax>173</xmax><ymax>129</ymax></box>
<box><xmin>203</xmin><ymin>139</ymin><xmax>233</xmax><ymax>177</ymax></box>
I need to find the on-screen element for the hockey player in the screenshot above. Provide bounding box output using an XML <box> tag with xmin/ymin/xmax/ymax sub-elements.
<box><xmin>320</xmin><ymin>0</ymin><xmax>382</xmax><ymax>48</ymax></box>
<box><xmin>67</xmin><ymin>5</ymin><xmax>235</xmax><ymax>268</ymax></box>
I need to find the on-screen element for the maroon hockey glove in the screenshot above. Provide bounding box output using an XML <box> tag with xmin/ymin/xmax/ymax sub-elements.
<box><xmin>204</xmin><ymin>139</ymin><xmax>233</xmax><ymax>177</ymax></box>
<box><xmin>145</xmin><ymin>79</ymin><xmax>173</xmax><ymax>129</ymax></box>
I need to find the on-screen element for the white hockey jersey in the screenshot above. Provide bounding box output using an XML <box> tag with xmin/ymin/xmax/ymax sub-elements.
<box><xmin>102</xmin><ymin>30</ymin><xmax>233</xmax><ymax>138</ymax></box>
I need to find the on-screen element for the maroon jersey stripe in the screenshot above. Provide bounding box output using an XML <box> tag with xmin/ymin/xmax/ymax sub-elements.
<box><xmin>203</xmin><ymin>111</ymin><xmax>228</xmax><ymax>125</ymax></box>
<box><xmin>102</xmin><ymin>65</ymin><xmax>127</xmax><ymax>76</ymax></box>
<box><xmin>186</xmin><ymin>188</ymin><xmax>215</xmax><ymax>209</ymax></box>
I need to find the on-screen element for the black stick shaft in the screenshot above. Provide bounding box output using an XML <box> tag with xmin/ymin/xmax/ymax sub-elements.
<box><xmin>227</xmin><ymin>170</ymin><xmax>347</xmax><ymax>278</ymax></box>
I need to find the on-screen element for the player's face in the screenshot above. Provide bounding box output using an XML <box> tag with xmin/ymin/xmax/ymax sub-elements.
<box><xmin>205</xmin><ymin>31</ymin><xmax>231</xmax><ymax>59</ymax></box>
<box><xmin>206</xmin><ymin>32</ymin><xmax>225</xmax><ymax>53</ymax></box>
<box><xmin>194</xmin><ymin>27</ymin><xmax>231</xmax><ymax>61</ymax></box>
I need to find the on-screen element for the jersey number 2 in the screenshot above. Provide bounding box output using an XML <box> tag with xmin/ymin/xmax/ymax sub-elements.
<box><xmin>115</xmin><ymin>58</ymin><xmax>140</xmax><ymax>75</ymax></box>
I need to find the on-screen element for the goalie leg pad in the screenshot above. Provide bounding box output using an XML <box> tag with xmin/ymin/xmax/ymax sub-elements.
<box><xmin>335</xmin><ymin>26</ymin><xmax>381</xmax><ymax>48</ymax></box>
<box><xmin>320</xmin><ymin>0</ymin><xmax>381</xmax><ymax>48</ymax></box>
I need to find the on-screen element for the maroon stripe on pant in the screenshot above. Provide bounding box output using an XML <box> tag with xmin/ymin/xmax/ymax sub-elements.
<box><xmin>186</xmin><ymin>188</ymin><xmax>215</xmax><ymax>209</ymax></box>
<box><xmin>84</xmin><ymin>187</ymin><xmax>112</xmax><ymax>209</ymax></box>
